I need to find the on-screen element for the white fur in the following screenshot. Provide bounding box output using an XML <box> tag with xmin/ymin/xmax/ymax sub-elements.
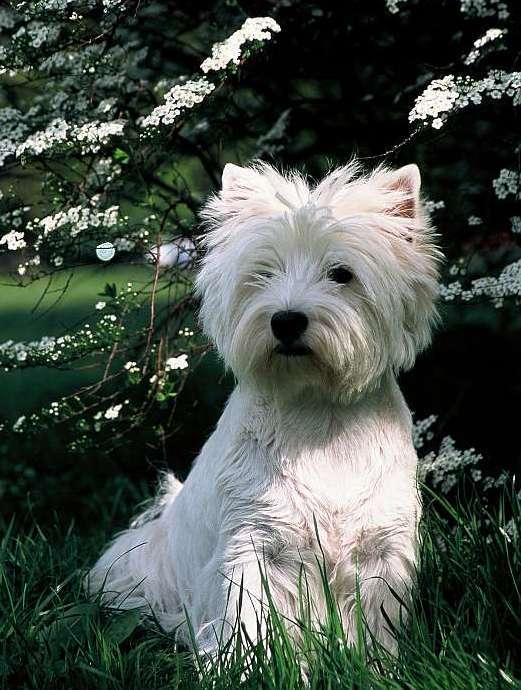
<box><xmin>88</xmin><ymin>160</ymin><xmax>441</xmax><ymax>656</ymax></box>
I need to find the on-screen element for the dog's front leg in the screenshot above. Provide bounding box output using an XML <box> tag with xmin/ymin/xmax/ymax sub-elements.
<box><xmin>344</xmin><ymin>529</ymin><xmax>417</xmax><ymax>656</ymax></box>
<box><xmin>196</xmin><ymin>535</ymin><xmax>272</xmax><ymax>660</ymax></box>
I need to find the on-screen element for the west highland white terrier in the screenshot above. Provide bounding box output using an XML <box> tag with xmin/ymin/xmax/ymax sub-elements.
<box><xmin>88</xmin><ymin>160</ymin><xmax>441</xmax><ymax>659</ymax></box>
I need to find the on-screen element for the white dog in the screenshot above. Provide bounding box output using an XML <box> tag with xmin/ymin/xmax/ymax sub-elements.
<box><xmin>88</xmin><ymin>160</ymin><xmax>441</xmax><ymax>658</ymax></box>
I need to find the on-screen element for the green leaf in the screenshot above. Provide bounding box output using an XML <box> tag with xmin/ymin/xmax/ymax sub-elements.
<box><xmin>113</xmin><ymin>147</ymin><xmax>129</xmax><ymax>164</ymax></box>
<box><xmin>100</xmin><ymin>282</ymin><xmax>117</xmax><ymax>299</ymax></box>
<box><xmin>105</xmin><ymin>609</ymin><xmax>141</xmax><ymax>644</ymax></box>
<box><xmin>40</xmin><ymin>602</ymin><xmax>99</xmax><ymax>657</ymax></box>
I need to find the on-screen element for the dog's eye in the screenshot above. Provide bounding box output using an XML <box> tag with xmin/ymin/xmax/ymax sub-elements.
<box><xmin>327</xmin><ymin>266</ymin><xmax>353</xmax><ymax>284</ymax></box>
<box><xmin>255</xmin><ymin>269</ymin><xmax>274</xmax><ymax>280</ymax></box>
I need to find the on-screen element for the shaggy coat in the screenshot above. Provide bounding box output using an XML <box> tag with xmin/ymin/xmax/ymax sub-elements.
<box><xmin>88</xmin><ymin>160</ymin><xmax>441</xmax><ymax>656</ymax></box>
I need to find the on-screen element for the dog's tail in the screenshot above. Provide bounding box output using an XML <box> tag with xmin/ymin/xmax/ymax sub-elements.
<box><xmin>86</xmin><ymin>472</ymin><xmax>184</xmax><ymax>631</ymax></box>
<box><xmin>130</xmin><ymin>471</ymin><xmax>183</xmax><ymax>528</ymax></box>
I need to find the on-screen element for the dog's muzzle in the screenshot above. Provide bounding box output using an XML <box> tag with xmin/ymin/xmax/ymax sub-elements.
<box><xmin>271</xmin><ymin>310</ymin><xmax>311</xmax><ymax>356</ymax></box>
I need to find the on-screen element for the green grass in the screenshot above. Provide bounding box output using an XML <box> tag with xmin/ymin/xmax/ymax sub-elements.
<box><xmin>1</xmin><ymin>483</ymin><xmax>520</xmax><ymax>689</ymax></box>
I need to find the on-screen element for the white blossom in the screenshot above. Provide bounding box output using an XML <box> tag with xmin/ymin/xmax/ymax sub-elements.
<box><xmin>418</xmin><ymin>436</ymin><xmax>483</xmax><ymax>493</ymax></box>
<box><xmin>15</xmin><ymin>118</ymin><xmax>125</xmax><ymax>161</ymax></box>
<box><xmin>12</xmin><ymin>21</ymin><xmax>60</xmax><ymax>49</ymax></box>
<box><xmin>15</xmin><ymin>118</ymin><xmax>69</xmax><ymax>157</ymax></box>
<box><xmin>424</xmin><ymin>199</ymin><xmax>445</xmax><ymax>215</ymax></box>
<box><xmin>410</xmin><ymin>70</ymin><xmax>521</xmax><ymax>129</ymax></box>
<box><xmin>32</xmin><ymin>204</ymin><xmax>119</xmax><ymax>243</ymax></box>
<box><xmin>510</xmin><ymin>216</ymin><xmax>521</xmax><ymax>234</ymax></box>
<box><xmin>385</xmin><ymin>0</ymin><xmax>407</xmax><ymax>13</ymax></box>
<box><xmin>140</xmin><ymin>78</ymin><xmax>215</xmax><ymax>129</ymax></box>
<box><xmin>72</xmin><ymin>120</ymin><xmax>126</xmax><ymax>153</ymax></box>
<box><xmin>200</xmin><ymin>17</ymin><xmax>281</xmax><ymax>73</ymax></box>
<box><xmin>440</xmin><ymin>259</ymin><xmax>521</xmax><ymax>307</ymax></box>
<box><xmin>15</xmin><ymin>202</ymin><xmax>120</xmax><ymax>275</ymax></box>
<box><xmin>412</xmin><ymin>415</ymin><xmax>437</xmax><ymax>449</ymax></box>
<box><xmin>114</xmin><ymin>236</ymin><xmax>136</xmax><ymax>252</ymax></box>
<box><xmin>492</xmin><ymin>168</ymin><xmax>520</xmax><ymax>200</ymax></box>
<box><xmin>0</xmin><ymin>107</ymin><xmax>32</xmax><ymax>165</ymax></box>
<box><xmin>12</xmin><ymin>415</ymin><xmax>26</xmax><ymax>432</ymax></box>
<box><xmin>387</xmin><ymin>0</ymin><xmax>510</xmax><ymax>18</ymax></box>
<box><xmin>0</xmin><ymin>230</ymin><xmax>26</xmax><ymax>250</ymax></box>
<box><xmin>95</xmin><ymin>301</ymin><xmax>106</xmax><ymax>310</ymax></box>
<box><xmin>460</xmin><ymin>0</ymin><xmax>509</xmax><ymax>19</ymax></box>
<box><xmin>102</xmin><ymin>0</ymin><xmax>125</xmax><ymax>12</ymax></box>
<box><xmin>0</xmin><ymin>7</ymin><xmax>16</xmax><ymax>29</ymax></box>
<box><xmin>0</xmin><ymin>313</ymin><xmax>123</xmax><ymax>369</ymax></box>
<box><xmin>464</xmin><ymin>28</ymin><xmax>506</xmax><ymax>66</ymax></box>
<box><xmin>165</xmin><ymin>354</ymin><xmax>189</xmax><ymax>371</ymax></box>
<box><xmin>104</xmin><ymin>403</ymin><xmax>122</xmax><ymax>419</ymax></box>
<box><xmin>124</xmin><ymin>360</ymin><xmax>139</xmax><ymax>374</ymax></box>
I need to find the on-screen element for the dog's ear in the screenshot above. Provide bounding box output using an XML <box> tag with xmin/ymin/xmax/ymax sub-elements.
<box><xmin>382</xmin><ymin>164</ymin><xmax>421</xmax><ymax>219</ymax></box>
<box><xmin>221</xmin><ymin>163</ymin><xmax>264</xmax><ymax>197</ymax></box>
<box><xmin>201</xmin><ymin>162</ymin><xmax>302</xmax><ymax>230</ymax></box>
<box><xmin>222</xmin><ymin>163</ymin><xmax>248</xmax><ymax>192</ymax></box>
<box><xmin>200</xmin><ymin>163</ymin><xmax>266</xmax><ymax>229</ymax></box>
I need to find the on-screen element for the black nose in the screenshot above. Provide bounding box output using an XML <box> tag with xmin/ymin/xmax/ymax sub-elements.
<box><xmin>271</xmin><ymin>310</ymin><xmax>308</xmax><ymax>344</ymax></box>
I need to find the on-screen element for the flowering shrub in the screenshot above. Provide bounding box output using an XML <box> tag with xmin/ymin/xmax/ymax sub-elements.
<box><xmin>0</xmin><ymin>1</ymin><xmax>282</xmax><ymax>454</ymax></box>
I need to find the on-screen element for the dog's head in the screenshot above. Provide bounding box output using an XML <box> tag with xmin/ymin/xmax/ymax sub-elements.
<box><xmin>196</xmin><ymin>161</ymin><xmax>441</xmax><ymax>399</ymax></box>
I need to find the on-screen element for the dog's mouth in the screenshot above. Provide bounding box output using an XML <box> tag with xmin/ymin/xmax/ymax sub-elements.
<box><xmin>274</xmin><ymin>343</ymin><xmax>312</xmax><ymax>357</ymax></box>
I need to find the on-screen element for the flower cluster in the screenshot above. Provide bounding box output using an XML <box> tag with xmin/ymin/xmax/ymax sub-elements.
<box><xmin>102</xmin><ymin>0</ymin><xmax>126</xmax><ymax>13</ymax></box>
<box><xmin>124</xmin><ymin>360</ymin><xmax>140</xmax><ymax>375</ymax></box>
<box><xmin>15</xmin><ymin>118</ymin><xmax>126</xmax><ymax>163</ymax></box>
<box><xmin>14</xmin><ymin>1</ymin><xmax>96</xmax><ymax>17</ymax></box>
<box><xmin>386</xmin><ymin>0</ymin><xmax>510</xmax><ymax>18</ymax></box>
<box><xmin>385</xmin><ymin>0</ymin><xmax>407</xmax><ymax>13</ymax></box>
<box><xmin>140</xmin><ymin>16</ymin><xmax>280</xmax><ymax>132</ymax></box>
<box><xmin>145</xmin><ymin>350</ymin><xmax>192</xmax><ymax>404</ymax></box>
<box><xmin>0</xmin><ymin>106</ymin><xmax>34</xmax><ymax>166</ymax></box>
<box><xmin>413</xmin><ymin>416</ymin><xmax>513</xmax><ymax>496</ymax></box>
<box><xmin>140</xmin><ymin>78</ymin><xmax>215</xmax><ymax>130</ymax></box>
<box><xmin>418</xmin><ymin>435</ymin><xmax>483</xmax><ymax>493</ymax></box>
<box><xmin>511</xmin><ymin>217</ymin><xmax>521</xmax><ymax>234</ymax></box>
<box><xmin>410</xmin><ymin>70</ymin><xmax>521</xmax><ymax>129</ymax></box>
<box><xmin>200</xmin><ymin>17</ymin><xmax>281</xmax><ymax>74</ymax></box>
<box><xmin>409</xmin><ymin>76</ymin><xmax>459</xmax><ymax>129</ymax></box>
<box><xmin>464</xmin><ymin>28</ymin><xmax>507</xmax><ymax>65</ymax></box>
<box><xmin>12</xmin><ymin>20</ymin><xmax>60</xmax><ymax>49</ymax></box>
<box><xmin>460</xmin><ymin>0</ymin><xmax>510</xmax><ymax>19</ymax></box>
<box><xmin>0</xmin><ymin>7</ymin><xmax>16</xmax><ymax>28</ymax></box>
<box><xmin>412</xmin><ymin>414</ymin><xmax>437</xmax><ymax>450</ymax></box>
<box><xmin>102</xmin><ymin>403</ymin><xmax>123</xmax><ymax>420</ymax></box>
<box><xmin>9</xmin><ymin>202</ymin><xmax>121</xmax><ymax>276</ymax></box>
<box><xmin>492</xmin><ymin>168</ymin><xmax>520</xmax><ymax>200</ymax></box>
<box><xmin>165</xmin><ymin>354</ymin><xmax>189</xmax><ymax>371</ymax></box>
<box><xmin>0</xmin><ymin>313</ymin><xmax>124</xmax><ymax>370</ymax></box>
<box><xmin>440</xmin><ymin>259</ymin><xmax>521</xmax><ymax>308</ymax></box>
<box><xmin>0</xmin><ymin>230</ymin><xmax>26</xmax><ymax>251</ymax></box>
<box><xmin>31</xmin><ymin>204</ymin><xmax>120</xmax><ymax>242</ymax></box>
<box><xmin>424</xmin><ymin>199</ymin><xmax>445</xmax><ymax>215</ymax></box>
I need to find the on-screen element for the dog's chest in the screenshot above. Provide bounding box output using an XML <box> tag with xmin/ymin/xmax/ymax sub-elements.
<box><xmin>233</xmin><ymin>397</ymin><xmax>416</xmax><ymax>571</ymax></box>
<box><xmin>263</xmin><ymin>449</ymin><xmax>389</xmax><ymax>568</ymax></box>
